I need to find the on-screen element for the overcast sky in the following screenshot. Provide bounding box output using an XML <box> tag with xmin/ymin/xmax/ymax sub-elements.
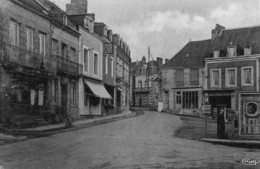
<box><xmin>53</xmin><ymin>0</ymin><xmax>260</xmax><ymax>62</ymax></box>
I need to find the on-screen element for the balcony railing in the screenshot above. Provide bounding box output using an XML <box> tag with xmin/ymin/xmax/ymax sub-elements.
<box><xmin>0</xmin><ymin>43</ymin><xmax>56</xmax><ymax>72</ymax></box>
<box><xmin>134</xmin><ymin>87</ymin><xmax>151</xmax><ymax>92</ymax></box>
<box><xmin>54</xmin><ymin>55</ymin><xmax>82</xmax><ymax>75</ymax></box>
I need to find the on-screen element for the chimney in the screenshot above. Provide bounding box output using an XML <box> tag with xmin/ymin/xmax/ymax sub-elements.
<box><xmin>211</xmin><ymin>24</ymin><xmax>225</xmax><ymax>40</ymax></box>
<box><xmin>157</xmin><ymin>57</ymin><xmax>163</xmax><ymax>66</ymax></box>
<box><xmin>66</xmin><ymin>0</ymin><xmax>88</xmax><ymax>15</ymax></box>
<box><xmin>165</xmin><ymin>59</ymin><xmax>169</xmax><ymax>63</ymax></box>
<box><xmin>113</xmin><ymin>34</ymin><xmax>120</xmax><ymax>45</ymax></box>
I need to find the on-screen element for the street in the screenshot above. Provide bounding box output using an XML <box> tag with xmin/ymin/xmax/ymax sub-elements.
<box><xmin>0</xmin><ymin>111</ymin><xmax>259</xmax><ymax>169</ymax></box>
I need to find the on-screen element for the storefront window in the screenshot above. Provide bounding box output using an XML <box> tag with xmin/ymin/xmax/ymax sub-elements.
<box><xmin>176</xmin><ymin>91</ymin><xmax>181</xmax><ymax>104</ymax></box>
<box><xmin>182</xmin><ymin>91</ymin><xmax>198</xmax><ymax>109</ymax></box>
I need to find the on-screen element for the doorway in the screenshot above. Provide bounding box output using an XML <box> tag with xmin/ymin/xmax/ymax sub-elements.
<box><xmin>61</xmin><ymin>84</ymin><xmax>67</xmax><ymax>114</ymax></box>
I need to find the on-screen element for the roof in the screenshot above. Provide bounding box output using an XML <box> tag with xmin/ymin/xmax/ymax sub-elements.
<box><xmin>208</xmin><ymin>25</ymin><xmax>260</xmax><ymax>57</ymax></box>
<box><xmin>162</xmin><ymin>39</ymin><xmax>211</xmax><ymax>69</ymax></box>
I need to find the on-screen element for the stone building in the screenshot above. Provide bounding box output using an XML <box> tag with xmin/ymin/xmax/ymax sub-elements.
<box><xmin>113</xmin><ymin>34</ymin><xmax>131</xmax><ymax>111</ymax></box>
<box><xmin>205</xmin><ymin>24</ymin><xmax>260</xmax><ymax>138</ymax></box>
<box><xmin>66</xmin><ymin>0</ymin><xmax>112</xmax><ymax>117</ymax></box>
<box><xmin>0</xmin><ymin>0</ymin><xmax>81</xmax><ymax>127</ymax></box>
<box><xmin>161</xmin><ymin>40</ymin><xmax>211</xmax><ymax>113</ymax></box>
<box><xmin>131</xmin><ymin>56</ymin><xmax>163</xmax><ymax>108</ymax></box>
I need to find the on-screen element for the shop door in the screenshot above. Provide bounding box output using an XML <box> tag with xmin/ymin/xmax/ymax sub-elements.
<box><xmin>61</xmin><ymin>84</ymin><xmax>67</xmax><ymax>114</ymax></box>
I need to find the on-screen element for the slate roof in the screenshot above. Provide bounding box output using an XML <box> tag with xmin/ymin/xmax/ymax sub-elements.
<box><xmin>207</xmin><ymin>25</ymin><xmax>260</xmax><ymax>57</ymax></box>
<box><xmin>161</xmin><ymin>39</ymin><xmax>211</xmax><ymax>69</ymax></box>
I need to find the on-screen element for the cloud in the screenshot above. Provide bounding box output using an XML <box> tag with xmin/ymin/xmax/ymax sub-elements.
<box><xmin>210</xmin><ymin>3</ymin><xmax>259</xmax><ymax>28</ymax></box>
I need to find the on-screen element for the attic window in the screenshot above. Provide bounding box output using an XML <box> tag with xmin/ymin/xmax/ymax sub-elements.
<box><xmin>213</xmin><ymin>50</ymin><xmax>220</xmax><ymax>58</ymax></box>
<box><xmin>63</xmin><ymin>15</ymin><xmax>68</xmax><ymax>26</ymax></box>
<box><xmin>244</xmin><ymin>45</ymin><xmax>252</xmax><ymax>55</ymax></box>
<box><xmin>227</xmin><ymin>42</ymin><xmax>236</xmax><ymax>57</ymax></box>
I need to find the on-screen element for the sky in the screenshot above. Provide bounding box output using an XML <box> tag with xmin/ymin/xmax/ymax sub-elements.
<box><xmin>53</xmin><ymin>0</ymin><xmax>260</xmax><ymax>62</ymax></box>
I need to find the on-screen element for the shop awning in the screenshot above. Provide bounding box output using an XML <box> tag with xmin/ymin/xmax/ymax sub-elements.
<box><xmin>84</xmin><ymin>79</ymin><xmax>112</xmax><ymax>99</ymax></box>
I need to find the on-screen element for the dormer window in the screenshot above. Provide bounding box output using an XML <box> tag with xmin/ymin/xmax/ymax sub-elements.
<box><xmin>244</xmin><ymin>45</ymin><xmax>252</xmax><ymax>55</ymax></box>
<box><xmin>227</xmin><ymin>42</ymin><xmax>237</xmax><ymax>57</ymax></box>
<box><xmin>63</xmin><ymin>15</ymin><xmax>67</xmax><ymax>26</ymax></box>
<box><xmin>213</xmin><ymin>50</ymin><xmax>220</xmax><ymax>58</ymax></box>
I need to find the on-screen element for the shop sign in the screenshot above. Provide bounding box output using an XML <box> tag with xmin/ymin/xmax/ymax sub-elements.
<box><xmin>202</xmin><ymin>104</ymin><xmax>211</xmax><ymax>115</ymax></box>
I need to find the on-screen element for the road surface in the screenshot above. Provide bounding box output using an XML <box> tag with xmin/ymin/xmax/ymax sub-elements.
<box><xmin>0</xmin><ymin>111</ymin><xmax>259</xmax><ymax>169</ymax></box>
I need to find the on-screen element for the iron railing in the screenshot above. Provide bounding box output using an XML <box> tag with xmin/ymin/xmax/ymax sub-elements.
<box><xmin>134</xmin><ymin>87</ymin><xmax>151</xmax><ymax>92</ymax></box>
<box><xmin>54</xmin><ymin>55</ymin><xmax>82</xmax><ymax>75</ymax></box>
<box><xmin>0</xmin><ymin>43</ymin><xmax>56</xmax><ymax>72</ymax></box>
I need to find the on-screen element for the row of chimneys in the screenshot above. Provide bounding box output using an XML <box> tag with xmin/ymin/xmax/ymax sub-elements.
<box><xmin>66</xmin><ymin>0</ymin><xmax>130</xmax><ymax>56</ymax></box>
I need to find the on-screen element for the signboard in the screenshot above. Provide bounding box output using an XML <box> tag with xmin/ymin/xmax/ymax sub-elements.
<box><xmin>201</xmin><ymin>104</ymin><xmax>211</xmax><ymax>115</ymax></box>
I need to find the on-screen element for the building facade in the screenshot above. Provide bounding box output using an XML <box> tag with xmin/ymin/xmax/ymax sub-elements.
<box><xmin>205</xmin><ymin>24</ymin><xmax>260</xmax><ymax>138</ymax></box>
<box><xmin>66</xmin><ymin>0</ymin><xmax>112</xmax><ymax>117</ymax></box>
<box><xmin>131</xmin><ymin>56</ymin><xmax>163</xmax><ymax>108</ymax></box>
<box><xmin>0</xmin><ymin>0</ymin><xmax>81</xmax><ymax>127</ymax></box>
<box><xmin>113</xmin><ymin>34</ymin><xmax>131</xmax><ymax>111</ymax></box>
<box><xmin>161</xmin><ymin>40</ymin><xmax>211</xmax><ymax>113</ymax></box>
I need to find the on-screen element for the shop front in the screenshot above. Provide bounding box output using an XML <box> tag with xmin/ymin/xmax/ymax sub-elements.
<box><xmin>203</xmin><ymin>89</ymin><xmax>235</xmax><ymax>111</ymax></box>
<box><xmin>239</xmin><ymin>93</ymin><xmax>260</xmax><ymax>138</ymax></box>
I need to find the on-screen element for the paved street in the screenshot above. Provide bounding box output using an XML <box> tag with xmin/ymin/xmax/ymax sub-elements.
<box><xmin>0</xmin><ymin>111</ymin><xmax>259</xmax><ymax>169</ymax></box>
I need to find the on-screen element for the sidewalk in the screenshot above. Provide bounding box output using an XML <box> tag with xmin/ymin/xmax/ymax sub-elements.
<box><xmin>0</xmin><ymin>110</ymin><xmax>136</xmax><ymax>144</ymax></box>
<box><xmin>200</xmin><ymin>138</ymin><xmax>260</xmax><ymax>148</ymax></box>
<box><xmin>173</xmin><ymin>114</ymin><xmax>260</xmax><ymax>148</ymax></box>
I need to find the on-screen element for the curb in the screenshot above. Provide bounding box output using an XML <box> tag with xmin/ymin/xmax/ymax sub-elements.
<box><xmin>6</xmin><ymin>111</ymin><xmax>138</xmax><ymax>136</ymax></box>
<box><xmin>201</xmin><ymin>138</ymin><xmax>260</xmax><ymax>148</ymax></box>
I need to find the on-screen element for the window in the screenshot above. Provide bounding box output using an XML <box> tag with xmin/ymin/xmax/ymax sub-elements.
<box><xmin>225</xmin><ymin>68</ymin><xmax>237</xmax><ymax>87</ymax></box>
<box><xmin>176</xmin><ymin>70</ymin><xmax>184</xmax><ymax>86</ymax></box>
<box><xmin>71</xmin><ymin>82</ymin><xmax>77</xmax><ymax>105</ymax></box>
<box><xmin>111</xmin><ymin>57</ymin><xmax>114</xmax><ymax>77</ymax></box>
<box><xmin>228</xmin><ymin>46</ymin><xmax>236</xmax><ymax>57</ymax></box>
<box><xmin>51</xmin><ymin>39</ymin><xmax>58</xmax><ymax>55</ymax></box>
<box><xmin>62</xmin><ymin>43</ymin><xmax>68</xmax><ymax>59</ymax></box>
<box><xmin>39</xmin><ymin>33</ymin><xmax>46</xmax><ymax>56</ymax></box>
<box><xmin>94</xmin><ymin>53</ymin><xmax>99</xmax><ymax>75</ymax></box>
<box><xmin>105</xmin><ymin>54</ymin><xmax>108</xmax><ymax>74</ymax></box>
<box><xmin>211</xmin><ymin>69</ymin><xmax>221</xmax><ymax>87</ymax></box>
<box><xmin>213</xmin><ymin>50</ymin><xmax>220</xmax><ymax>58</ymax></box>
<box><xmin>26</xmin><ymin>27</ymin><xmax>33</xmax><ymax>51</ymax></box>
<box><xmin>182</xmin><ymin>91</ymin><xmax>198</xmax><ymax>109</ymax></box>
<box><xmin>242</xmin><ymin>67</ymin><xmax>253</xmax><ymax>86</ymax></box>
<box><xmin>84</xmin><ymin>49</ymin><xmax>89</xmax><ymax>72</ymax></box>
<box><xmin>190</xmin><ymin>69</ymin><xmax>199</xmax><ymax>86</ymax></box>
<box><xmin>52</xmin><ymin>79</ymin><xmax>58</xmax><ymax>102</ymax></box>
<box><xmin>10</xmin><ymin>21</ymin><xmax>19</xmax><ymax>46</ymax></box>
<box><xmin>244</xmin><ymin>46</ymin><xmax>252</xmax><ymax>55</ymax></box>
<box><xmin>176</xmin><ymin>91</ymin><xmax>181</xmax><ymax>104</ymax></box>
<box><xmin>71</xmin><ymin>48</ymin><xmax>76</xmax><ymax>61</ymax></box>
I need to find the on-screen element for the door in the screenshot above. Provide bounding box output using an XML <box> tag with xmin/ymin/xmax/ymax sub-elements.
<box><xmin>164</xmin><ymin>91</ymin><xmax>169</xmax><ymax>109</ymax></box>
<box><xmin>61</xmin><ymin>84</ymin><xmax>67</xmax><ymax>114</ymax></box>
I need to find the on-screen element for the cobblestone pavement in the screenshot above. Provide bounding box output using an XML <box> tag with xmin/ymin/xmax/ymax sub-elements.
<box><xmin>0</xmin><ymin>111</ymin><xmax>259</xmax><ymax>169</ymax></box>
